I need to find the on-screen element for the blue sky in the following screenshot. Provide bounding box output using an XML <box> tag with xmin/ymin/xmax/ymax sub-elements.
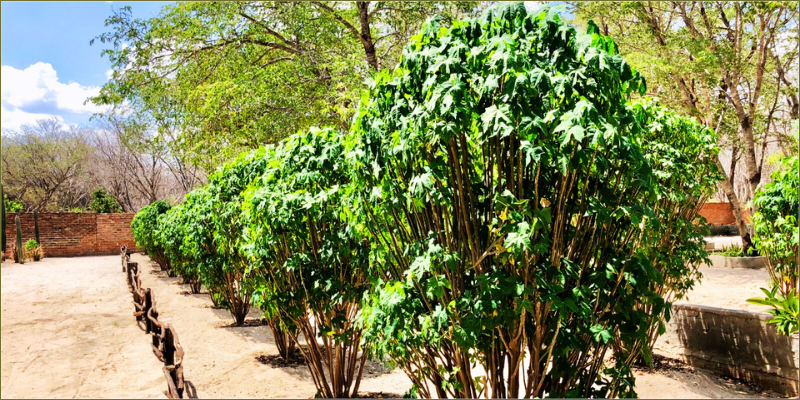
<box><xmin>1</xmin><ymin>1</ymin><xmax>171</xmax><ymax>130</ymax></box>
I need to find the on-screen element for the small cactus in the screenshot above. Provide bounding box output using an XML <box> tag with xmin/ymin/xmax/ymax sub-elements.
<box><xmin>15</xmin><ymin>215</ymin><xmax>23</xmax><ymax>264</ymax></box>
<box><xmin>33</xmin><ymin>211</ymin><xmax>40</xmax><ymax>245</ymax></box>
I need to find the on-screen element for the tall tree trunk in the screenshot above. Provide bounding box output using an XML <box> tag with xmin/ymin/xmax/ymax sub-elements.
<box><xmin>356</xmin><ymin>2</ymin><xmax>378</xmax><ymax>70</ymax></box>
<box><xmin>740</xmin><ymin>123</ymin><xmax>762</xmax><ymax>203</ymax></box>
<box><xmin>716</xmin><ymin>157</ymin><xmax>753</xmax><ymax>250</ymax></box>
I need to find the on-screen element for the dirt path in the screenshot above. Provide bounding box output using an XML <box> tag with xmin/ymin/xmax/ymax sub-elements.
<box><xmin>124</xmin><ymin>253</ymin><xmax>776</xmax><ymax>399</ymax></box>
<box><xmin>0</xmin><ymin>254</ymin><xmax>779</xmax><ymax>398</ymax></box>
<box><xmin>676</xmin><ymin>266</ymin><xmax>772</xmax><ymax>313</ymax></box>
<box><xmin>1</xmin><ymin>256</ymin><xmax>165</xmax><ymax>399</ymax></box>
<box><xmin>120</xmin><ymin>253</ymin><xmax>411</xmax><ymax>399</ymax></box>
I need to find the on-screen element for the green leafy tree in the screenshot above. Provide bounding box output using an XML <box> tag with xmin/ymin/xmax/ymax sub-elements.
<box><xmin>244</xmin><ymin>127</ymin><xmax>369</xmax><ymax>398</ymax></box>
<box><xmin>89</xmin><ymin>188</ymin><xmax>123</xmax><ymax>213</ymax></box>
<box><xmin>155</xmin><ymin>204</ymin><xmax>202</xmax><ymax>293</ymax></box>
<box><xmin>348</xmin><ymin>3</ymin><xmax>669</xmax><ymax>397</ymax></box>
<box><xmin>200</xmin><ymin>147</ymin><xmax>275</xmax><ymax>326</ymax></box>
<box><xmin>747</xmin><ymin>155</ymin><xmax>799</xmax><ymax>336</ymax></box>
<box><xmin>4</xmin><ymin>195</ymin><xmax>23</xmax><ymax>213</ymax></box>
<box><xmin>571</xmin><ymin>2</ymin><xmax>799</xmax><ymax>248</ymax></box>
<box><xmin>177</xmin><ymin>187</ymin><xmax>228</xmax><ymax>307</ymax></box>
<box><xmin>91</xmin><ymin>2</ymin><xmax>481</xmax><ymax>170</ymax></box>
<box><xmin>624</xmin><ymin>99</ymin><xmax>722</xmax><ymax>365</ymax></box>
<box><xmin>207</xmin><ymin>146</ymin><xmax>301</xmax><ymax>353</ymax></box>
<box><xmin>131</xmin><ymin>200</ymin><xmax>173</xmax><ymax>273</ymax></box>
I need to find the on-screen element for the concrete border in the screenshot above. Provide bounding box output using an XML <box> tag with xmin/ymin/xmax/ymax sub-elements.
<box><xmin>655</xmin><ymin>303</ymin><xmax>799</xmax><ymax>397</ymax></box>
<box><xmin>706</xmin><ymin>254</ymin><xmax>766</xmax><ymax>269</ymax></box>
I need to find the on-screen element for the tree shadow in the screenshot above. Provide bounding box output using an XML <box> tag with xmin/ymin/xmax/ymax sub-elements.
<box><xmin>671</xmin><ymin>304</ymin><xmax>797</xmax><ymax>397</ymax></box>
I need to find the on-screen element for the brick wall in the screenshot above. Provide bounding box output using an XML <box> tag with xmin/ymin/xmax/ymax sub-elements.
<box><xmin>698</xmin><ymin>202</ymin><xmax>751</xmax><ymax>225</ymax></box>
<box><xmin>3</xmin><ymin>213</ymin><xmax>138</xmax><ymax>257</ymax></box>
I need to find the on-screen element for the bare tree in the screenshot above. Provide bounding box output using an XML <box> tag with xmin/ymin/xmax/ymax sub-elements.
<box><xmin>89</xmin><ymin>113</ymin><xmax>205</xmax><ymax>211</ymax></box>
<box><xmin>1</xmin><ymin>119</ymin><xmax>94</xmax><ymax>212</ymax></box>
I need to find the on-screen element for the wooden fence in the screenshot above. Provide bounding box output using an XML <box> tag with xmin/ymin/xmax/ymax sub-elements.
<box><xmin>122</xmin><ymin>246</ymin><xmax>186</xmax><ymax>399</ymax></box>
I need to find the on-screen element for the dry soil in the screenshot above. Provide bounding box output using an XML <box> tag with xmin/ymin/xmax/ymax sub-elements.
<box><xmin>0</xmin><ymin>254</ymin><xmax>780</xmax><ymax>399</ymax></box>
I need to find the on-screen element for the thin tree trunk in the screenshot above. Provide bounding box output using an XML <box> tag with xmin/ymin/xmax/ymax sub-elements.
<box><xmin>716</xmin><ymin>157</ymin><xmax>753</xmax><ymax>250</ymax></box>
<box><xmin>740</xmin><ymin>123</ymin><xmax>762</xmax><ymax>203</ymax></box>
<box><xmin>357</xmin><ymin>2</ymin><xmax>379</xmax><ymax>70</ymax></box>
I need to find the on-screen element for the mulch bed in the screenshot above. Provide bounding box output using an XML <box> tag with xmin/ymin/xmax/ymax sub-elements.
<box><xmin>633</xmin><ymin>353</ymin><xmax>695</xmax><ymax>373</ymax></box>
<box><xmin>353</xmin><ymin>391</ymin><xmax>402</xmax><ymax>398</ymax></box>
<box><xmin>219</xmin><ymin>319</ymin><xmax>266</xmax><ymax>328</ymax></box>
<box><xmin>255</xmin><ymin>348</ymin><xmax>306</xmax><ymax>368</ymax></box>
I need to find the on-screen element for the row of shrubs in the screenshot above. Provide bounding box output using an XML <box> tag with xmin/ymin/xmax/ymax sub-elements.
<box><xmin>132</xmin><ymin>4</ymin><xmax>724</xmax><ymax>399</ymax></box>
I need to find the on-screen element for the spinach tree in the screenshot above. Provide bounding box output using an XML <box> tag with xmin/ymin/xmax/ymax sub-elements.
<box><xmin>748</xmin><ymin>155</ymin><xmax>799</xmax><ymax>336</ymax></box>
<box><xmin>349</xmin><ymin>3</ymin><xmax>669</xmax><ymax>398</ymax></box>
<box><xmin>156</xmin><ymin>204</ymin><xmax>203</xmax><ymax>293</ymax></box>
<box><xmin>200</xmin><ymin>147</ymin><xmax>275</xmax><ymax>325</ymax></box>
<box><xmin>244</xmin><ymin>128</ymin><xmax>370</xmax><ymax>398</ymax></box>
<box><xmin>180</xmin><ymin>187</ymin><xmax>229</xmax><ymax>307</ymax></box>
<box><xmin>131</xmin><ymin>200</ymin><xmax>173</xmax><ymax>274</ymax></box>
<box><xmin>624</xmin><ymin>99</ymin><xmax>721</xmax><ymax>364</ymax></box>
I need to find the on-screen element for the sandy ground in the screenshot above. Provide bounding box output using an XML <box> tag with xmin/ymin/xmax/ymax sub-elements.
<box><xmin>676</xmin><ymin>266</ymin><xmax>772</xmax><ymax>313</ymax></box>
<box><xmin>1</xmin><ymin>256</ymin><xmax>165</xmax><ymax>398</ymax></box>
<box><xmin>633</xmin><ymin>361</ymin><xmax>777</xmax><ymax>399</ymax></box>
<box><xmin>0</xmin><ymin>254</ymin><xmax>780</xmax><ymax>399</ymax></box>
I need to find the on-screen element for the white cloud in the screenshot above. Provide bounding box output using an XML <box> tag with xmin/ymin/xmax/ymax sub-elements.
<box><xmin>1</xmin><ymin>62</ymin><xmax>105</xmax><ymax>130</ymax></box>
<box><xmin>1</xmin><ymin>108</ymin><xmax>65</xmax><ymax>130</ymax></box>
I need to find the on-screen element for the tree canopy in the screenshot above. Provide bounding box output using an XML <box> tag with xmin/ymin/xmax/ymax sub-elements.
<box><xmin>91</xmin><ymin>1</ymin><xmax>481</xmax><ymax>170</ymax></box>
<box><xmin>570</xmin><ymin>1</ymin><xmax>799</xmax><ymax>244</ymax></box>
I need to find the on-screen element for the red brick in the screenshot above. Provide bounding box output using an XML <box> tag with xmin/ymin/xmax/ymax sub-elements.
<box><xmin>4</xmin><ymin>213</ymin><xmax>139</xmax><ymax>257</ymax></box>
<box><xmin>697</xmin><ymin>203</ymin><xmax>751</xmax><ymax>226</ymax></box>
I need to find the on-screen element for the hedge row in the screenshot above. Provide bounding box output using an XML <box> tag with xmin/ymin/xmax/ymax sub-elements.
<box><xmin>132</xmin><ymin>4</ymin><xmax>721</xmax><ymax>398</ymax></box>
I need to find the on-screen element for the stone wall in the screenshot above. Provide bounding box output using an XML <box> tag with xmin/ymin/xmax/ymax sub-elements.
<box><xmin>655</xmin><ymin>303</ymin><xmax>799</xmax><ymax>397</ymax></box>
<box><xmin>4</xmin><ymin>213</ymin><xmax>138</xmax><ymax>257</ymax></box>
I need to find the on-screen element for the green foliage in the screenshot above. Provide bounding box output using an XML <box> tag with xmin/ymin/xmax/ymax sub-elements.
<box><xmin>243</xmin><ymin>127</ymin><xmax>368</xmax><ymax>398</ymax></box>
<box><xmin>155</xmin><ymin>203</ymin><xmax>202</xmax><ymax>293</ymax></box>
<box><xmin>24</xmin><ymin>239</ymin><xmax>38</xmax><ymax>251</ymax></box>
<box><xmin>91</xmin><ymin>2</ymin><xmax>481</xmax><ymax>170</ymax></box>
<box><xmin>153</xmin><ymin>148</ymin><xmax>274</xmax><ymax>325</ymax></box>
<box><xmin>749</xmin><ymin>155</ymin><xmax>799</xmax><ymax>335</ymax></box>
<box><xmin>715</xmin><ymin>243</ymin><xmax>757</xmax><ymax>257</ymax></box>
<box><xmin>125</xmin><ymin>4</ymin><xmax>726</xmax><ymax>397</ymax></box>
<box><xmin>89</xmin><ymin>188</ymin><xmax>122</xmax><ymax>213</ymax></box>
<box><xmin>747</xmin><ymin>286</ymin><xmax>799</xmax><ymax>336</ymax></box>
<box><xmin>131</xmin><ymin>200</ymin><xmax>172</xmax><ymax>273</ymax></box>
<box><xmin>4</xmin><ymin>195</ymin><xmax>23</xmax><ymax>213</ymax></box>
<box><xmin>203</xmin><ymin>147</ymin><xmax>275</xmax><ymax>324</ymax></box>
<box><xmin>348</xmin><ymin>3</ymin><xmax>718</xmax><ymax>398</ymax></box>
<box><xmin>628</xmin><ymin>98</ymin><xmax>721</xmax><ymax>365</ymax></box>
<box><xmin>23</xmin><ymin>238</ymin><xmax>44</xmax><ymax>262</ymax></box>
